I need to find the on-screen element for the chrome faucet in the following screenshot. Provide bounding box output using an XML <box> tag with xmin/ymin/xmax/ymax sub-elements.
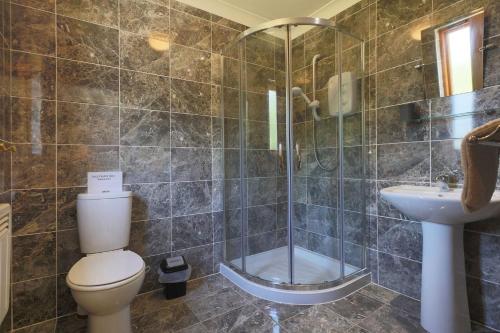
<box><xmin>434</xmin><ymin>170</ymin><xmax>459</xmax><ymax>192</ymax></box>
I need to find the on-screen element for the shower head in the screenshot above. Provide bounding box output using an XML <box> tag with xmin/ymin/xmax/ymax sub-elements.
<box><xmin>292</xmin><ymin>86</ymin><xmax>321</xmax><ymax>121</ymax></box>
<box><xmin>292</xmin><ymin>86</ymin><xmax>311</xmax><ymax>104</ymax></box>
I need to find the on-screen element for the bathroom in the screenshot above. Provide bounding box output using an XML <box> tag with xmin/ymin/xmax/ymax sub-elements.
<box><xmin>0</xmin><ymin>0</ymin><xmax>499</xmax><ymax>332</ymax></box>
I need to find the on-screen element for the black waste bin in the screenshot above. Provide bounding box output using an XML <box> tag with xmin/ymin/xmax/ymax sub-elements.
<box><xmin>158</xmin><ymin>256</ymin><xmax>191</xmax><ymax>299</ymax></box>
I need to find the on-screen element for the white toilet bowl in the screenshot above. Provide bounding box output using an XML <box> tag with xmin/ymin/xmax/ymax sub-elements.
<box><xmin>67</xmin><ymin>250</ymin><xmax>145</xmax><ymax>333</ymax></box>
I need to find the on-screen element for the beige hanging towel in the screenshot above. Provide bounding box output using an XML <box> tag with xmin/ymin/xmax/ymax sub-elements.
<box><xmin>461</xmin><ymin>118</ymin><xmax>500</xmax><ymax>213</ymax></box>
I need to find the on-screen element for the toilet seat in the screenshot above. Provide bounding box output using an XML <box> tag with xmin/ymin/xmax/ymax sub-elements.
<box><xmin>67</xmin><ymin>250</ymin><xmax>145</xmax><ymax>291</ymax></box>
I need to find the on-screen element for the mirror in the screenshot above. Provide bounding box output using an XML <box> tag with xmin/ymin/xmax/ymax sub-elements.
<box><xmin>420</xmin><ymin>9</ymin><xmax>486</xmax><ymax>98</ymax></box>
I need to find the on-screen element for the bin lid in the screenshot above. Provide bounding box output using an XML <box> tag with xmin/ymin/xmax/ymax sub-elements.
<box><xmin>68</xmin><ymin>250</ymin><xmax>144</xmax><ymax>287</ymax></box>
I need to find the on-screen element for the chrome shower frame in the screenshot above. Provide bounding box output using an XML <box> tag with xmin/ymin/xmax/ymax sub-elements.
<box><xmin>221</xmin><ymin>17</ymin><xmax>368</xmax><ymax>292</ymax></box>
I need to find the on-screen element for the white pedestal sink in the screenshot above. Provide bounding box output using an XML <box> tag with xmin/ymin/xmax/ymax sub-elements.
<box><xmin>381</xmin><ymin>185</ymin><xmax>500</xmax><ymax>333</ymax></box>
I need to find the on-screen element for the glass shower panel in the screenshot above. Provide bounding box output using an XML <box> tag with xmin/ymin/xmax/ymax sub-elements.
<box><xmin>222</xmin><ymin>41</ymin><xmax>244</xmax><ymax>270</ymax></box>
<box><xmin>243</xmin><ymin>28</ymin><xmax>290</xmax><ymax>283</ymax></box>
<box><xmin>291</xmin><ymin>26</ymin><xmax>342</xmax><ymax>284</ymax></box>
<box><xmin>339</xmin><ymin>32</ymin><xmax>366</xmax><ymax>276</ymax></box>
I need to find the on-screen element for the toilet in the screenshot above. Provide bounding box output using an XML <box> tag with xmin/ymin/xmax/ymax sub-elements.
<box><xmin>66</xmin><ymin>191</ymin><xmax>145</xmax><ymax>333</ymax></box>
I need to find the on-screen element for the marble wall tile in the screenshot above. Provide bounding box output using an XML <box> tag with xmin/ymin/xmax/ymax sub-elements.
<box><xmin>172</xmin><ymin>213</ymin><xmax>213</xmax><ymax>250</ymax></box>
<box><xmin>11</xmin><ymin>4</ymin><xmax>55</xmax><ymax>55</ymax></box>
<box><xmin>376</xmin><ymin>103</ymin><xmax>429</xmax><ymax>144</ymax></box>
<box><xmin>12</xmin><ymin>232</ymin><xmax>56</xmax><ymax>282</ymax></box>
<box><xmin>307</xmin><ymin>177</ymin><xmax>337</xmax><ymax>207</ymax></box>
<box><xmin>377</xmin><ymin>0</ymin><xmax>431</xmax><ymax>35</ymax></box>
<box><xmin>172</xmin><ymin>244</ymin><xmax>214</xmax><ymax>279</ymax></box>
<box><xmin>57</xmin><ymin>145</ymin><xmax>119</xmax><ymax>187</ymax></box>
<box><xmin>171</xmin><ymin>113</ymin><xmax>212</xmax><ymax>148</ymax></box>
<box><xmin>430</xmin><ymin>139</ymin><xmax>464</xmax><ymax>184</ymax></box>
<box><xmin>247</xmin><ymin>177</ymin><xmax>276</xmax><ymax>206</ymax></box>
<box><xmin>170</xmin><ymin>44</ymin><xmax>211</xmax><ymax>83</ymax></box>
<box><xmin>377</xmin><ymin>217</ymin><xmax>423</xmax><ymax>261</ymax></box>
<box><xmin>377</xmin><ymin>62</ymin><xmax>425</xmax><ymax>108</ymax></box>
<box><xmin>56</xmin><ymin>0</ymin><xmax>118</xmax><ymax>27</ymax></box>
<box><xmin>430</xmin><ymin>86</ymin><xmax>500</xmax><ymax>117</ymax></box>
<box><xmin>170</xmin><ymin>10</ymin><xmax>210</xmax><ymax>51</ymax></box>
<box><xmin>129</xmin><ymin>218</ymin><xmax>171</xmax><ymax>256</ymax></box>
<box><xmin>431</xmin><ymin>112</ymin><xmax>497</xmax><ymax>141</ymax></box>
<box><xmin>171</xmin><ymin>79</ymin><xmax>211</xmax><ymax>115</ymax></box>
<box><xmin>171</xmin><ymin>181</ymin><xmax>212</xmax><ymax>217</ymax></box>
<box><xmin>211</xmin><ymin>24</ymin><xmax>239</xmax><ymax>59</ymax></box>
<box><xmin>120</xmin><ymin>70</ymin><xmax>170</xmax><ymax>111</ymax></box>
<box><xmin>12</xmin><ymin>144</ymin><xmax>56</xmax><ymax>189</ymax></box>
<box><xmin>119</xmin><ymin>0</ymin><xmax>168</xmax><ymax>36</ymax></box>
<box><xmin>12</xmin><ymin>277</ymin><xmax>56</xmax><ymax>329</ymax></box>
<box><xmin>377</xmin><ymin>16</ymin><xmax>430</xmax><ymax>71</ymax></box>
<box><xmin>120</xmin><ymin>31</ymin><xmax>169</xmax><ymax>76</ymax></box>
<box><xmin>11</xmin><ymin>52</ymin><xmax>56</xmax><ymax>99</ymax></box>
<box><xmin>57</xmin><ymin>273</ymin><xmax>76</xmax><ymax>317</ymax></box>
<box><xmin>377</xmin><ymin>142</ymin><xmax>429</xmax><ymax>181</ymax></box>
<box><xmin>247</xmin><ymin>204</ymin><xmax>277</xmax><ymax>235</ymax></box>
<box><xmin>120</xmin><ymin>108</ymin><xmax>169</xmax><ymax>147</ymax></box>
<box><xmin>465</xmin><ymin>232</ymin><xmax>500</xmax><ymax>284</ymax></box>
<box><xmin>57</xmin><ymin>102</ymin><xmax>119</xmax><ymax>145</ymax></box>
<box><xmin>211</xmin><ymin>14</ymin><xmax>246</xmax><ymax>32</ymax></box>
<box><xmin>120</xmin><ymin>146</ymin><xmax>170</xmax><ymax>184</ymax></box>
<box><xmin>245</xmin><ymin>35</ymin><xmax>274</xmax><ymax>69</ymax></box>
<box><xmin>127</xmin><ymin>182</ymin><xmax>171</xmax><ymax>221</ymax></box>
<box><xmin>57</xmin><ymin>186</ymin><xmax>85</xmax><ymax>230</ymax></box>
<box><xmin>306</xmin><ymin>204</ymin><xmax>337</xmax><ymax>238</ymax></box>
<box><xmin>57</xmin><ymin>228</ymin><xmax>81</xmax><ymax>274</ymax></box>
<box><xmin>307</xmin><ymin>232</ymin><xmax>339</xmax><ymax>258</ymax></box>
<box><xmin>57</xmin><ymin>59</ymin><xmax>118</xmax><ymax>105</ymax></box>
<box><xmin>378</xmin><ymin>252</ymin><xmax>422</xmax><ymax>299</ymax></box>
<box><xmin>483</xmin><ymin>0</ymin><xmax>500</xmax><ymax>39</ymax></box>
<box><xmin>11</xmin><ymin>189</ymin><xmax>56</xmax><ymax>236</ymax></box>
<box><xmin>246</xmin><ymin>63</ymin><xmax>275</xmax><ymax>94</ymax></box>
<box><xmin>171</xmin><ymin>148</ymin><xmax>211</xmax><ymax>181</ymax></box>
<box><xmin>171</xmin><ymin>0</ymin><xmax>209</xmax><ymax>20</ymax></box>
<box><xmin>13</xmin><ymin>0</ymin><xmax>54</xmax><ymax>12</ymax></box>
<box><xmin>484</xmin><ymin>35</ymin><xmax>500</xmax><ymax>88</ymax></box>
<box><xmin>11</xmin><ymin>98</ymin><xmax>56</xmax><ymax>144</ymax></box>
<box><xmin>467</xmin><ymin>277</ymin><xmax>500</xmax><ymax>330</ymax></box>
<box><xmin>57</xmin><ymin>15</ymin><xmax>119</xmax><ymax>66</ymax></box>
<box><xmin>246</xmin><ymin>150</ymin><xmax>276</xmax><ymax>178</ymax></box>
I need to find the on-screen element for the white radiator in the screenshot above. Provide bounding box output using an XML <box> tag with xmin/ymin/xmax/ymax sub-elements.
<box><xmin>0</xmin><ymin>204</ymin><xmax>10</xmax><ymax>324</ymax></box>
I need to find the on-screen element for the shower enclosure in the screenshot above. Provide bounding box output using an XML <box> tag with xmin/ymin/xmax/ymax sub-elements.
<box><xmin>219</xmin><ymin>17</ymin><xmax>369</xmax><ymax>303</ymax></box>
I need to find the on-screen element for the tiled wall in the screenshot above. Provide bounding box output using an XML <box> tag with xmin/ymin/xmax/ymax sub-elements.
<box><xmin>329</xmin><ymin>0</ymin><xmax>500</xmax><ymax>330</ymax></box>
<box><xmin>0</xmin><ymin>0</ymin><xmax>246</xmax><ymax>330</ymax></box>
<box><xmin>0</xmin><ymin>0</ymin><xmax>499</xmax><ymax>331</ymax></box>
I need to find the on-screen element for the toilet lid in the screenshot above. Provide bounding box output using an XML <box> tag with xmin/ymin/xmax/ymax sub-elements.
<box><xmin>68</xmin><ymin>250</ymin><xmax>144</xmax><ymax>287</ymax></box>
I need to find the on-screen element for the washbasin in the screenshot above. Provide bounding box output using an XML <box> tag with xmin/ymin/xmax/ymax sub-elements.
<box><xmin>381</xmin><ymin>185</ymin><xmax>500</xmax><ymax>224</ymax></box>
<box><xmin>381</xmin><ymin>185</ymin><xmax>500</xmax><ymax>333</ymax></box>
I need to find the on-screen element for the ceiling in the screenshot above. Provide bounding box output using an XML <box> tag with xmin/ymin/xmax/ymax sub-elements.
<box><xmin>177</xmin><ymin>0</ymin><xmax>361</xmax><ymax>28</ymax></box>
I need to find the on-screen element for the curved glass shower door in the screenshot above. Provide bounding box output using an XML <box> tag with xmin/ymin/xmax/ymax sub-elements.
<box><xmin>221</xmin><ymin>19</ymin><xmax>366</xmax><ymax>288</ymax></box>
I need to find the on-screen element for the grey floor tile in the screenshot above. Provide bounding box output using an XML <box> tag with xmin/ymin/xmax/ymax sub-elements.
<box><xmin>325</xmin><ymin>292</ymin><xmax>384</xmax><ymax>324</ymax></box>
<box><xmin>282</xmin><ymin>304</ymin><xmax>354</xmax><ymax>333</ymax></box>
<box><xmin>201</xmin><ymin>304</ymin><xmax>281</xmax><ymax>332</ymax></box>
<box><xmin>186</xmin><ymin>287</ymin><xmax>247</xmax><ymax>321</ymax></box>
<box><xmin>132</xmin><ymin>302</ymin><xmax>199</xmax><ymax>333</ymax></box>
<box><xmin>358</xmin><ymin>284</ymin><xmax>399</xmax><ymax>304</ymax></box>
<box><xmin>389</xmin><ymin>294</ymin><xmax>421</xmax><ymax>319</ymax></box>
<box><xmin>358</xmin><ymin>305</ymin><xmax>426</xmax><ymax>333</ymax></box>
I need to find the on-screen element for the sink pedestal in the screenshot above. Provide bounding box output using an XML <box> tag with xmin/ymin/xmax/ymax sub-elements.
<box><xmin>421</xmin><ymin>222</ymin><xmax>471</xmax><ymax>333</ymax></box>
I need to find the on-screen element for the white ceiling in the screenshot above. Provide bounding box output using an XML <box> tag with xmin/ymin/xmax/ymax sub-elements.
<box><xmin>177</xmin><ymin>0</ymin><xmax>361</xmax><ymax>29</ymax></box>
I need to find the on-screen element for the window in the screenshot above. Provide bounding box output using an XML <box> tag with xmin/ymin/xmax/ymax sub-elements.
<box><xmin>436</xmin><ymin>11</ymin><xmax>484</xmax><ymax>96</ymax></box>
